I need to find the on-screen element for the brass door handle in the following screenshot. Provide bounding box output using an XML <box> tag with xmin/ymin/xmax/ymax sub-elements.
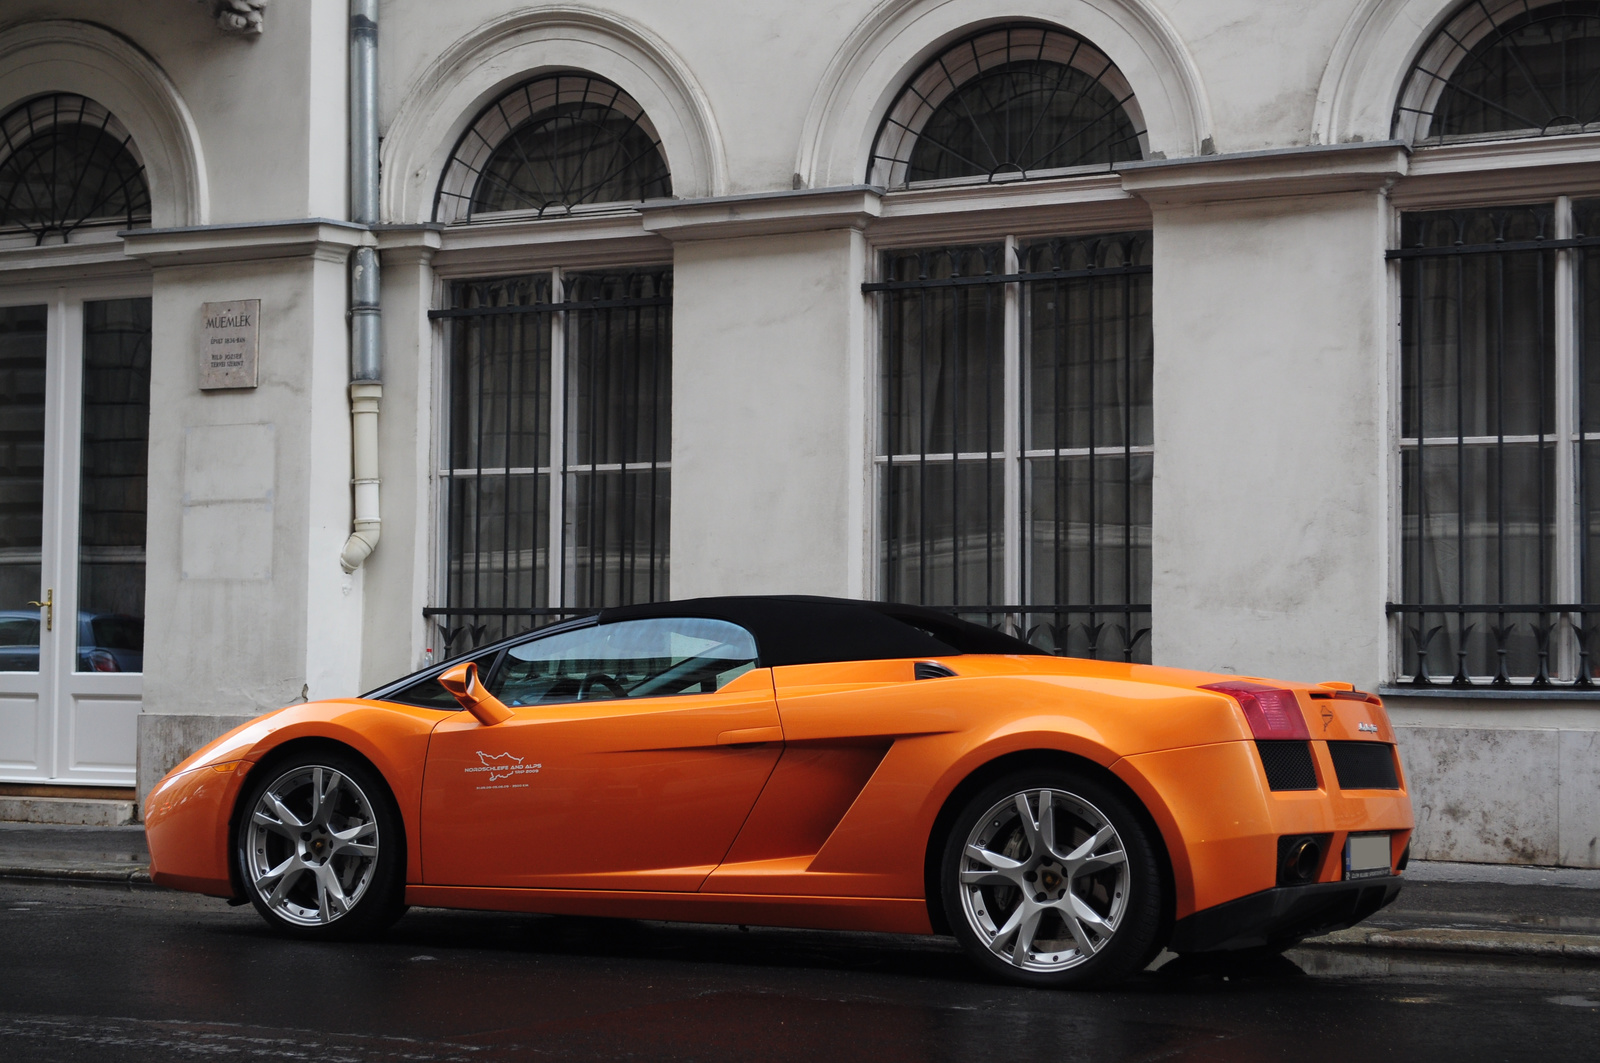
<box><xmin>27</xmin><ymin>589</ymin><xmax>52</xmax><ymax>631</ymax></box>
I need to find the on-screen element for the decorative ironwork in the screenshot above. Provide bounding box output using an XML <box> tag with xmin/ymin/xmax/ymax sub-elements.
<box><xmin>872</xmin><ymin>232</ymin><xmax>1153</xmax><ymax>663</ymax></box>
<box><xmin>1390</xmin><ymin>200</ymin><xmax>1600</xmax><ymax>688</ymax></box>
<box><xmin>435</xmin><ymin>74</ymin><xmax>671</xmax><ymax>224</ymax></box>
<box><xmin>426</xmin><ymin>268</ymin><xmax>671</xmax><ymax>653</ymax></box>
<box><xmin>868</xmin><ymin>25</ymin><xmax>1145</xmax><ymax>188</ymax></box>
<box><xmin>1394</xmin><ymin>0</ymin><xmax>1600</xmax><ymax>143</ymax></box>
<box><xmin>0</xmin><ymin>94</ymin><xmax>149</xmax><ymax>245</ymax></box>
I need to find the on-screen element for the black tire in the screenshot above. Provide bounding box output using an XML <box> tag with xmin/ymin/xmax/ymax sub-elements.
<box><xmin>234</xmin><ymin>748</ymin><xmax>407</xmax><ymax>940</ymax></box>
<box><xmin>939</xmin><ymin>767</ymin><xmax>1164</xmax><ymax>988</ymax></box>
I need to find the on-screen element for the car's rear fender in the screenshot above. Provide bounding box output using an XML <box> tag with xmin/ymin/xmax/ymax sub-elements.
<box><xmin>919</xmin><ymin>744</ymin><xmax>1180</xmax><ymax>939</ymax></box>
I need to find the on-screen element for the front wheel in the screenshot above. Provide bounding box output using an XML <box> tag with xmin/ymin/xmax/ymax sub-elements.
<box><xmin>939</xmin><ymin>769</ymin><xmax>1164</xmax><ymax>987</ymax></box>
<box><xmin>235</xmin><ymin>749</ymin><xmax>406</xmax><ymax>939</ymax></box>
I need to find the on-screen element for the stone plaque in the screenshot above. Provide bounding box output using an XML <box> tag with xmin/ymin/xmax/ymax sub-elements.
<box><xmin>199</xmin><ymin>299</ymin><xmax>260</xmax><ymax>389</ymax></box>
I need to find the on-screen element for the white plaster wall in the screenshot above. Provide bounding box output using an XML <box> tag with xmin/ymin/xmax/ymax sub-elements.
<box><xmin>377</xmin><ymin>0</ymin><xmax>1366</xmax><ymax>200</ymax></box>
<box><xmin>142</xmin><ymin>252</ymin><xmax>361</xmax><ymax>719</ymax></box>
<box><xmin>2</xmin><ymin>0</ymin><xmax>344</xmax><ymax>223</ymax></box>
<box><xmin>360</xmin><ymin>240</ymin><xmax>441</xmax><ymax>690</ymax></box>
<box><xmin>1150</xmin><ymin>191</ymin><xmax>1390</xmax><ymax>688</ymax></box>
<box><xmin>669</xmin><ymin>229</ymin><xmax>869</xmax><ymax>599</ymax></box>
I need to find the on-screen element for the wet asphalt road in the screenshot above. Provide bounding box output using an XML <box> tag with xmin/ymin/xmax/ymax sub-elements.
<box><xmin>1</xmin><ymin>880</ymin><xmax>1596</xmax><ymax>1062</ymax></box>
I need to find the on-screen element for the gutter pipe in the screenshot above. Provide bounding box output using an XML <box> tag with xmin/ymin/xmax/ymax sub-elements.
<box><xmin>341</xmin><ymin>0</ymin><xmax>381</xmax><ymax>572</ymax></box>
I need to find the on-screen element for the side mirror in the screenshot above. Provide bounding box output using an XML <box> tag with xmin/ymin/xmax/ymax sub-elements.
<box><xmin>437</xmin><ymin>661</ymin><xmax>513</xmax><ymax>725</ymax></box>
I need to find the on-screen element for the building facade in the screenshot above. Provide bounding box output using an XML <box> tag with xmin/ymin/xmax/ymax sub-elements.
<box><xmin>1</xmin><ymin>0</ymin><xmax>1597</xmax><ymax>866</ymax></box>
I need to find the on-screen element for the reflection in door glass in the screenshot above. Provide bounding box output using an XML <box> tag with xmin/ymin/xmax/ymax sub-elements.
<box><xmin>0</xmin><ymin>305</ymin><xmax>45</xmax><ymax>672</ymax></box>
<box><xmin>77</xmin><ymin>299</ymin><xmax>150</xmax><ymax>673</ymax></box>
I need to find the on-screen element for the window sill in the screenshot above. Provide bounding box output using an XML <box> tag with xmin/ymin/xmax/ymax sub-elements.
<box><xmin>1378</xmin><ymin>685</ymin><xmax>1600</xmax><ymax>701</ymax></box>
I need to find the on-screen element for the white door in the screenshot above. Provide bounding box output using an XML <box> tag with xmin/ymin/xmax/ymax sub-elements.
<box><xmin>0</xmin><ymin>286</ymin><xmax>149</xmax><ymax>786</ymax></box>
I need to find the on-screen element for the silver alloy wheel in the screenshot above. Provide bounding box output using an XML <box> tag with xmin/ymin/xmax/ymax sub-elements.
<box><xmin>957</xmin><ymin>788</ymin><xmax>1130</xmax><ymax>972</ymax></box>
<box><xmin>243</xmin><ymin>765</ymin><xmax>381</xmax><ymax>926</ymax></box>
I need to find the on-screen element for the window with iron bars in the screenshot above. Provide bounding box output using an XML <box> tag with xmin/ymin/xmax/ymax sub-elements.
<box><xmin>426</xmin><ymin>268</ymin><xmax>671</xmax><ymax>655</ymax></box>
<box><xmin>867</xmin><ymin>231</ymin><xmax>1152</xmax><ymax>660</ymax></box>
<box><xmin>1393</xmin><ymin>197</ymin><xmax>1600</xmax><ymax>687</ymax></box>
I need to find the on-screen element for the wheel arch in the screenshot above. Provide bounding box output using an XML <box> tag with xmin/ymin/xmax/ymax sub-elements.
<box><xmin>226</xmin><ymin>736</ymin><xmax>409</xmax><ymax>900</ymax></box>
<box><xmin>921</xmin><ymin>748</ymin><xmax>1176</xmax><ymax>945</ymax></box>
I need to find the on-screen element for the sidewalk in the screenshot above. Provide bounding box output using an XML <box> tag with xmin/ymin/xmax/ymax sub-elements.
<box><xmin>1</xmin><ymin>821</ymin><xmax>1596</xmax><ymax>962</ymax></box>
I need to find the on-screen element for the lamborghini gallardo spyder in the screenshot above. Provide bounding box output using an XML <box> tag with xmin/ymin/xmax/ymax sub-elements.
<box><xmin>144</xmin><ymin>596</ymin><xmax>1412</xmax><ymax>987</ymax></box>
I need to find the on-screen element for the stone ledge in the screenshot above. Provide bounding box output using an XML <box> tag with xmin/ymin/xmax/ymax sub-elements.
<box><xmin>0</xmin><ymin>865</ymin><xmax>152</xmax><ymax>887</ymax></box>
<box><xmin>1306</xmin><ymin>925</ymin><xmax>1600</xmax><ymax>961</ymax></box>
<box><xmin>0</xmin><ymin>797</ymin><xmax>136</xmax><ymax>827</ymax></box>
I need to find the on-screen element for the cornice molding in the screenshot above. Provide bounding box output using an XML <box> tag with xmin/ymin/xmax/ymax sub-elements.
<box><xmin>869</xmin><ymin>172</ymin><xmax>1145</xmax><ymax>244</ymax></box>
<box><xmin>121</xmin><ymin>219</ymin><xmax>374</xmax><ymax>267</ymax></box>
<box><xmin>1119</xmin><ymin>142</ymin><xmax>1411</xmax><ymax>207</ymax></box>
<box><xmin>0</xmin><ymin>237</ymin><xmax>149</xmax><ymax>286</ymax></box>
<box><xmin>431</xmin><ymin>213</ymin><xmax>670</xmax><ymax>275</ymax></box>
<box><xmin>1392</xmin><ymin>132</ymin><xmax>1600</xmax><ymax>208</ymax></box>
<box><xmin>639</xmin><ymin>186</ymin><xmax>883</xmax><ymax>242</ymax></box>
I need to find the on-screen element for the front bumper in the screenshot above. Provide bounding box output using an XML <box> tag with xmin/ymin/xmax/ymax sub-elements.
<box><xmin>1168</xmin><ymin>875</ymin><xmax>1402</xmax><ymax>953</ymax></box>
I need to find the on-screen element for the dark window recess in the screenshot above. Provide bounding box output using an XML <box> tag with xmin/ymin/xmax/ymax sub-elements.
<box><xmin>1328</xmin><ymin>742</ymin><xmax>1401</xmax><ymax>791</ymax></box>
<box><xmin>380</xmin><ymin>653</ymin><xmax>501</xmax><ymax>710</ymax></box>
<box><xmin>1256</xmin><ymin>740</ymin><xmax>1318</xmax><ymax>791</ymax></box>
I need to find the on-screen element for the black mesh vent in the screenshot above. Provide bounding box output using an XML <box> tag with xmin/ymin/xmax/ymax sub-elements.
<box><xmin>1256</xmin><ymin>740</ymin><xmax>1318</xmax><ymax>791</ymax></box>
<box><xmin>1329</xmin><ymin>742</ymin><xmax>1400</xmax><ymax>790</ymax></box>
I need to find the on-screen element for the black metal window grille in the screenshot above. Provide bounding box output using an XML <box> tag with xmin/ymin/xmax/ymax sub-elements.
<box><xmin>1394</xmin><ymin>1</ymin><xmax>1600</xmax><ymax>143</ymax></box>
<box><xmin>434</xmin><ymin>74</ymin><xmax>671</xmax><ymax>224</ymax></box>
<box><xmin>1391</xmin><ymin>199</ymin><xmax>1600</xmax><ymax>686</ymax></box>
<box><xmin>869</xmin><ymin>231</ymin><xmax>1153</xmax><ymax>661</ymax></box>
<box><xmin>0</xmin><ymin>94</ymin><xmax>150</xmax><ymax>245</ymax></box>
<box><xmin>867</xmin><ymin>25</ymin><xmax>1145</xmax><ymax>189</ymax></box>
<box><xmin>426</xmin><ymin>267</ymin><xmax>671</xmax><ymax>654</ymax></box>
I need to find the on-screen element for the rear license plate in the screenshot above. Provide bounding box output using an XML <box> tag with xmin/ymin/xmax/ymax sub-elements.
<box><xmin>1345</xmin><ymin>833</ymin><xmax>1391</xmax><ymax>880</ymax></box>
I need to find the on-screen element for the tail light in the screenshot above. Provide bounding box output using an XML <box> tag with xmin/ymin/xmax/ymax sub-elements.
<box><xmin>86</xmin><ymin>649</ymin><xmax>120</xmax><ymax>673</ymax></box>
<box><xmin>1202</xmin><ymin>681</ymin><xmax>1310</xmax><ymax>739</ymax></box>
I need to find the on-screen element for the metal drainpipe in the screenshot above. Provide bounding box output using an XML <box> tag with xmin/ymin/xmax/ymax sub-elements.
<box><xmin>340</xmin><ymin>0</ymin><xmax>381</xmax><ymax>573</ymax></box>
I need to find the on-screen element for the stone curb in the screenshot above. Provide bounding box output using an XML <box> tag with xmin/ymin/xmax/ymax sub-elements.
<box><xmin>1305</xmin><ymin>925</ymin><xmax>1600</xmax><ymax>962</ymax></box>
<box><xmin>0</xmin><ymin>865</ymin><xmax>153</xmax><ymax>887</ymax></box>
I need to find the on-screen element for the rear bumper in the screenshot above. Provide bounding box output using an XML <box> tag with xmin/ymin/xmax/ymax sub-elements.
<box><xmin>1168</xmin><ymin>875</ymin><xmax>1402</xmax><ymax>953</ymax></box>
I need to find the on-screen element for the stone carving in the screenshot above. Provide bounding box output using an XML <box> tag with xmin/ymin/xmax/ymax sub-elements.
<box><xmin>196</xmin><ymin>0</ymin><xmax>268</xmax><ymax>35</ymax></box>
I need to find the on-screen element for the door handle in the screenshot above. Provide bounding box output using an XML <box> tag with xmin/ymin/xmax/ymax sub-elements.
<box><xmin>27</xmin><ymin>589</ymin><xmax>52</xmax><ymax>632</ymax></box>
<box><xmin>716</xmin><ymin>725</ymin><xmax>783</xmax><ymax>746</ymax></box>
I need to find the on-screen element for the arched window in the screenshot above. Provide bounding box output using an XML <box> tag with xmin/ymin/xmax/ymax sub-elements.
<box><xmin>1395</xmin><ymin>0</ymin><xmax>1600</xmax><ymax>143</ymax></box>
<box><xmin>435</xmin><ymin>74</ymin><xmax>672</xmax><ymax>224</ymax></box>
<box><xmin>868</xmin><ymin>25</ymin><xmax>1145</xmax><ymax>188</ymax></box>
<box><xmin>0</xmin><ymin>94</ymin><xmax>150</xmax><ymax>245</ymax></box>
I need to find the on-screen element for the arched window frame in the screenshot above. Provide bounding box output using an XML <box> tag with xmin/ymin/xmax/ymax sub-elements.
<box><xmin>867</xmin><ymin>24</ymin><xmax>1148</xmax><ymax>190</ymax></box>
<box><xmin>434</xmin><ymin>73</ymin><xmax>672</xmax><ymax>225</ymax></box>
<box><xmin>0</xmin><ymin>93</ymin><xmax>150</xmax><ymax>246</ymax></box>
<box><xmin>1394</xmin><ymin>0</ymin><xmax>1600</xmax><ymax>144</ymax></box>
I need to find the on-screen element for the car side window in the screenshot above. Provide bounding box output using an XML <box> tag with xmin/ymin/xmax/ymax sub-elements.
<box><xmin>384</xmin><ymin>653</ymin><xmax>499</xmax><ymax>710</ymax></box>
<box><xmin>489</xmin><ymin>618</ymin><xmax>759</xmax><ymax>707</ymax></box>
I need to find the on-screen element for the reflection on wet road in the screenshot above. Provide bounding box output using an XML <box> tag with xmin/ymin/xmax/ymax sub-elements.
<box><xmin>1</xmin><ymin>881</ymin><xmax>1594</xmax><ymax>1061</ymax></box>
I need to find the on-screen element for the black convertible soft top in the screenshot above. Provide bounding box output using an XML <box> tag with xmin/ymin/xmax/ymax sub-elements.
<box><xmin>598</xmin><ymin>595</ymin><xmax>1046</xmax><ymax>666</ymax></box>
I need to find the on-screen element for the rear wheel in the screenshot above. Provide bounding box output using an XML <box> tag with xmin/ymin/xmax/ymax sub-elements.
<box><xmin>235</xmin><ymin>749</ymin><xmax>406</xmax><ymax>939</ymax></box>
<box><xmin>940</xmin><ymin>768</ymin><xmax>1163</xmax><ymax>987</ymax></box>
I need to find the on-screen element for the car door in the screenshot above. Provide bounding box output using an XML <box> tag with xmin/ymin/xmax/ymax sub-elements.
<box><xmin>420</xmin><ymin>616</ymin><xmax>782</xmax><ymax>891</ymax></box>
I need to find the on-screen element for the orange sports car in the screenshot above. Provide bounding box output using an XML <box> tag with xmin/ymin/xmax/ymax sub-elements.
<box><xmin>144</xmin><ymin>596</ymin><xmax>1413</xmax><ymax>987</ymax></box>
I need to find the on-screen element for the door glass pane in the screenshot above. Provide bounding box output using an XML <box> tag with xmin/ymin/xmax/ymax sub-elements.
<box><xmin>77</xmin><ymin>298</ymin><xmax>150</xmax><ymax>673</ymax></box>
<box><xmin>562</xmin><ymin>269</ymin><xmax>671</xmax><ymax>609</ymax></box>
<box><xmin>489</xmin><ymin>618</ymin><xmax>757</xmax><ymax>706</ymax></box>
<box><xmin>0</xmin><ymin>305</ymin><xmax>46</xmax><ymax>672</ymax></box>
<box><xmin>443</xmin><ymin>276</ymin><xmax>553</xmax><ymax>649</ymax></box>
<box><xmin>877</xmin><ymin>245</ymin><xmax>1006</xmax><ymax>608</ymax></box>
